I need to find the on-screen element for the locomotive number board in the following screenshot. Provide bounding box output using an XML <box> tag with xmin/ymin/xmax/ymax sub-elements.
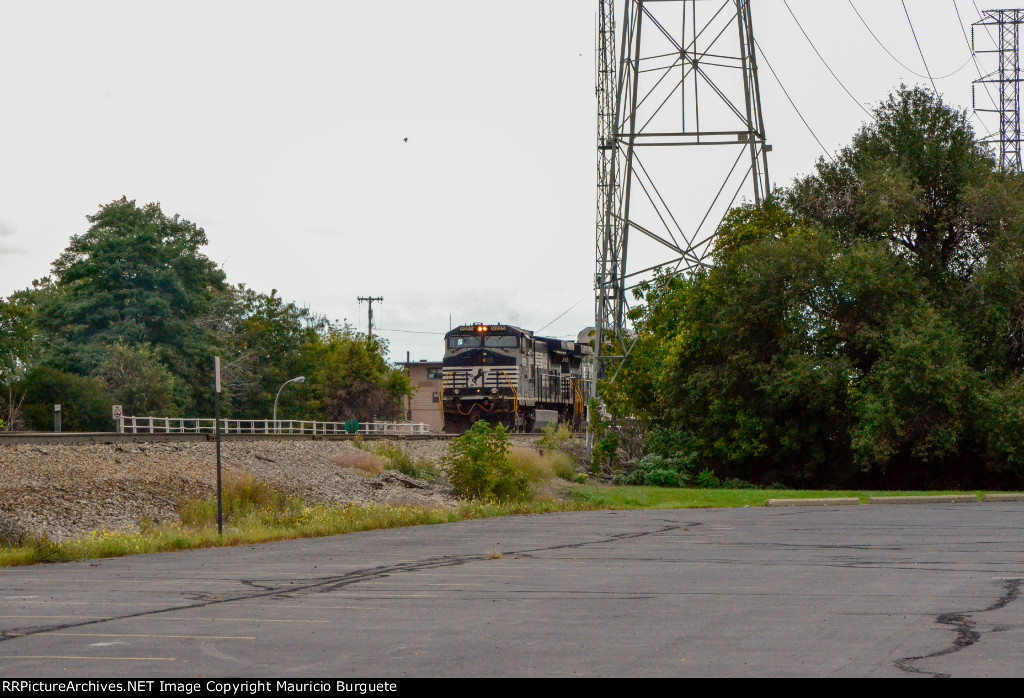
<box><xmin>457</xmin><ymin>325</ymin><xmax>508</xmax><ymax>333</ymax></box>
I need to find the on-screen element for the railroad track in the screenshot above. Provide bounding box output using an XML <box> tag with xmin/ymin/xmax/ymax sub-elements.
<box><xmin>0</xmin><ymin>431</ymin><xmax>546</xmax><ymax>446</ymax></box>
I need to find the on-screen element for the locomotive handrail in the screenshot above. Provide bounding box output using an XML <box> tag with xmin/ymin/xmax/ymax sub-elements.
<box><xmin>499</xmin><ymin>371</ymin><xmax>519</xmax><ymax>419</ymax></box>
<box><xmin>438</xmin><ymin>372</ymin><xmax>451</xmax><ymax>422</ymax></box>
<box><xmin>573</xmin><ymin>379</ymin><xmax>586</xmax><ymax>423</ymax></box>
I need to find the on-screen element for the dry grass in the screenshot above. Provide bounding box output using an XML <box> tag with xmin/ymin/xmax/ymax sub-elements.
<box><xmin>332</xmin><ymin>450</ymin><xmax>385</xmax><ymax>476</ymax></box>
<box><xmin>509</xmin><ymin>446</ymin><xmax>579</xmax><ymax>482</ymax></box>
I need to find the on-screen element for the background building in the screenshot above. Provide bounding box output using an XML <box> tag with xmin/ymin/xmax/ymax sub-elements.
<box><xmin>402</xmin><ymin>360</ymin><xmax>444</xmax><ymax>433</ymax></box>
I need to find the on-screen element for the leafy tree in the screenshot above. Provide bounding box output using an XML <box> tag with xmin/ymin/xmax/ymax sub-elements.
<box><xmin>17</xmin><ymin>367</ymin><xmax>113</xmax><ymax>432</ymax></box>
<box><xmin>214</xmin><ymin>285</ymin><xmax>326</xmax><ymax>420</ymax></box>
<box><xmin>317</xmin><ymin>328</ymin><xmax>411</xmax><ymax>423</ymax></box>
<box><xmin>7</xmin><ymin>198</ymin><xmax>411</xmax><ymax>428</ymax></box>
<box><xmin>610</xmin><ymin>87</ymin><xmax>1024</xmax><ymax>489</ymax></box>
<box><xmin>34</xmin><ymin>197</ymin><xmax>228</xmax><ymax>410</ymax></box>
<box><xmin>95</xmin><ymin>342</ymin><xmax>184</xmax><ymax>416</ymax></box>
<box><xmin>0</xmin><ymin>292</ymin><xmax>35</xmax><ymax>429</ymax></box>
<box><xmin>214</xmin><ymin>288</ymin><xmax>411</xmax><ymax>423</ymax></box>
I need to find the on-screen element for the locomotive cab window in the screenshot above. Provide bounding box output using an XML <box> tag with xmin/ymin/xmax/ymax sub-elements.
<box><xmin>483</xmin><ymin>336</ymin><xmax>518</xmax><ymax>349</ymax></box>
<box><xmin>448</xmin><ymin>336</ymin><xmax>481</xmax><ymax>349</ymax></box>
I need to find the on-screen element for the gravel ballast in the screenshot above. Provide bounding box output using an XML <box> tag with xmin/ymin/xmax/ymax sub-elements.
<box><xmin>0</xmin><ymin>438</ymin><xmax>467</xmax><ymax>541</ymax></box>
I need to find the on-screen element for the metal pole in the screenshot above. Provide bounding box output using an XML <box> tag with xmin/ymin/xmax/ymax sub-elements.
<box><xmin>214</xmin><ymin>357</ymin><xmax>223</xmax><ymax>537</ymax></box>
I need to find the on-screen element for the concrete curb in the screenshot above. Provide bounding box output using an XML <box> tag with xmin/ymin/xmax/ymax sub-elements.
<box><xmin>868</xmin><ymin>495</ymin><xmax>978</xmax><ymax>505</ymax></box>
<box><xmin>765</xmin><ymin>498</ymin><xmax>861</xmax><ymax>507</ymax></box>
<box><xmin>982</xmin><ymin>493</ymin><xmax>1024</xmax><ymax>502</ymax></box>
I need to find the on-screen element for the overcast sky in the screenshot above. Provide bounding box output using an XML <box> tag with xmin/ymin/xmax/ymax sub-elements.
<box><xmin>0</xmin><ymin>1</ymin><xmax>1015</xmax><ymax>362</ymax></box>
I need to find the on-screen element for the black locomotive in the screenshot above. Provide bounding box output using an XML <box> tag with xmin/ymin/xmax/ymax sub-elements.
<box><xmin>440</xmin><ymin>323</ymin><xmax>593</xmax><ymax>433</ymax></box>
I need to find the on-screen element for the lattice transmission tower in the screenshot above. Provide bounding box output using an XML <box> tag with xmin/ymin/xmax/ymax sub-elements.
<box><xmin>973</xmin><ymin>9</ymin><xmax>1024</xmax><ymax>172</ymax></box>
<box><xmin>594</xmin><ymin>0</ymin><xmax>771</xmax><ymax>376</ymax></box>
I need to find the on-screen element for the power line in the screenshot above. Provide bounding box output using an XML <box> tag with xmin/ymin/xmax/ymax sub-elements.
<box><xmin>375</xmin><ymin>328</ymin><xmax>446</xmax><ymax>336</ymax></box>
<box><xmin>537</xmin><ymin>297</ymin><xmax>586</xmax><ymax>335</ymax></box>
<box><xmin>755</xmin><ymin>41</ymin><xmax>836</xmax><ymax>163</ymax></box>
<box><xmin>848</xmin><ymin>1</ymin><xmax>972</xmax><ymax>81</ymax></box>
<box><xmin>783</xmin><ymin>0</ymin><xmax>871</xmax><ymax>117</ymax></box>
<box><xmin>901</xmin><ymin>0</ymin><xmax>940</xmax><ymax>96</ymax></box>
<box><xmin>953</xmin><ymin>0</ymin><xmax>995</xmax><ymax>134</ymax></box>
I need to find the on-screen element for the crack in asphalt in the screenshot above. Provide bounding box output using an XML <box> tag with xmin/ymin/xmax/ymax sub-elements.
<box><xmin>0</xmin><ymin>523</ymin><xmax>684</xmax><ymax>644</ymax></box>
<box><xmin>894</xmin><ymin>578</ymin><xmax>1022</xmax><ymax>678</ymax></box>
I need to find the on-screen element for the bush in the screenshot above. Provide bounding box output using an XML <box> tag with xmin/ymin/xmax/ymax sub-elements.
<box><xmin>17</xmin><ymin>367</ymin><xmax>113</xmax><ymax>431</ymax></box>
<box><xmin>615</xmin><ymin>454</ymin><xmax>690</xmax><ymax>488</ymax></box>
<box><xmin>443</xmin><ymin>421</ymin><xmax>530</xmax><ymax>501</ymax></box>
<box><xmin>372</xmin><ymin>442</ymin><xmax>440</xmax><ymax>482</ymax></box>
<box><xmin>538</xmin><ymin>424</ymin><xmax>573</xmax><ymax>450</ymax></box>
<box><xmin>695</xmin><ymin>469</ymin><xmax>721</xmax><ymax>489</ymax></box>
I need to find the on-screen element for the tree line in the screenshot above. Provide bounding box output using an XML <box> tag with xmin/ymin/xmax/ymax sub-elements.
<box><xmin>603</xmin><ymin>87</ymin><xmax>1024</xmax><ymax>490</ymax></box>
<box><xmin>0</xmin><ymin>198</ymin><xmax>410</xmax><ymax>431</ymax></box>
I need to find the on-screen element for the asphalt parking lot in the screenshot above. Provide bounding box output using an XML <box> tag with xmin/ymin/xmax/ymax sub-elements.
<box><xmin>1</xmin><ymin>503</ymin><xmax>1022</xmax><ymax>677</ymax></box>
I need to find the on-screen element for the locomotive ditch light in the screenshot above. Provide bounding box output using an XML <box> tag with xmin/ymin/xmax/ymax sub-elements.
<box><xmin>490</xmin><ymin>388</ymin><xmax>498</xmax><ymax>394</ymax></box>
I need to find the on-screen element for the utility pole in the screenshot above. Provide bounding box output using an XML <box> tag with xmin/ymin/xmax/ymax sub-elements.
<box><xmin>358</xmin><ymin>296</ymin><xmax>384</xmax><ymax>340</ymax></box>
<box><xmin>594</xmin><ymin>0</ymin><xmax>771</xmax><ymax>378</ymax></box>
<box><xmin>974</xmin><ymin>9</ymin><xmax>1024</xmax><ymax>172</ymax></box>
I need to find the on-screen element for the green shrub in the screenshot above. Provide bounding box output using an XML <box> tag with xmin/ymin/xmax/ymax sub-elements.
<box><xmin>614</xmin><ymin>454</ymin><xmax>689</xmax><ymax>488</ymax></box>
<box><xmin>372</xmin><ymin>442</ymin><xmax>440</xmax><ymax>482</ymax></box>
<box><xmin>538</xmin><ymin>423</ymin><xmax>573</xmax><ymax>450</ymax></box>
<box><xmin>17</xmin><ymin>367</ymin><xmax>113</xmax><ymax>431</ymax></box>
<box><xmin>443</xmin><ymin>421</ymin><xmax>530</xmax><ymax>501</ymax></box>
<box><xmin>695</xmin><ymin>469</ymin><xmax>721</xmax><ymax>489</ymax></box>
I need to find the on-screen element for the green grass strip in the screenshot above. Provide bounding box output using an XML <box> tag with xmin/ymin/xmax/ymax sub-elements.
<box><xmin>567</xmin><ymin>485</ymin><xmax>989</xmax><ymax>509</ymax></box>
<box><xmin>1</xmin><ymin>484</ymin><xmax>1010</xmax><ymax>568</ymax></box>
<box><xmin>0</xmin><ymin>500</ymin><xmax>595</xmax><ymax>568</ymax></box>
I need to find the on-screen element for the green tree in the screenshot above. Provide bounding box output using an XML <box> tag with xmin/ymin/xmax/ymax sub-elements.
<box><xmin>96</xmin><ymin>342</ymin><xmax>184</xmax><ymax>416</ymax></box>
<box><xmin>611</xmin><ymin>87</ymin><xmax>1024</xmax><ymax>489</ymax></box>
<box><xmin>0</xmin><ymin>292</ymin><xmax>35</xmax><ymax>429</ymax></box>
<box><xmin>34</xmin><ymin>198</ymin><xmax>228</xmax><ymax>410</ymax></box>
<box><xmin>17</xmin><ymin>367</ymin><xmax>113</xmax><ymax>432</ymax></box>
<box><xmin>214</xmin><ymin>285</ymin><xmax>325</xmax><ymax>420</ymax></box>
<box><xmin>317</xmin><ymin>327</ymin><xmax>411</xmax><ymax>423</ymax></box>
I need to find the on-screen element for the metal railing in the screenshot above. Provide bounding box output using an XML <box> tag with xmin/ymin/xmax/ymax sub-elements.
<box><xmin>118</xmin><ymin>416</ymin><xmax>432</xmax><ymax>436</ymax></box>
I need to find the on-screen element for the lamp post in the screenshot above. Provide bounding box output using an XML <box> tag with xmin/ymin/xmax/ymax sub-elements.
<box><xmin>273</xmin><ymin>376</ymin><xmax>305</xmax><ymax>433</ymax></box>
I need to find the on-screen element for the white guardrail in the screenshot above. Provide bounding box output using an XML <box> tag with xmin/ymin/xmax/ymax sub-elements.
<box><xmin>117</xmin><ymin>416</ymin><xmax>432</xmax><ymax>436</ymax></box>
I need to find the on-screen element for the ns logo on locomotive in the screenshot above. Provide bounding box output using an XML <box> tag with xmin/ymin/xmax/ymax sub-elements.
<box><xmin>440</xmin><ymin>323</ymin><xmax>593</xmax><ymax>433</ymax></box>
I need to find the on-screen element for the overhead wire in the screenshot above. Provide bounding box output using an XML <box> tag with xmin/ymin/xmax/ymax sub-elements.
<box><xmin>783</xmin><ymin>0</ymin><xmax>872</xmax><ymax>117</ymax></box>
<box><xmin>536</xmin><ymin>297</ymin><xmax>586</xmax><ymax>335</ymax></box>
<box><xmin>376</xmin><ymin>328</ymin><xmax>446</xmax><ymax>336</ymax></box>
<box><xmin>754</xmin><ymin>41</ymin><xmax>835</xmax><ymax>163</ymax></box>
<box><xmin>901</xmin><ymin>0</ymin><xmax>940</xmax><ymax>96</ymax></box>
<box><xmin>848</xmin><ymin>1</ymin><xmax>972</xmax><ymax>80</ymax></box>
<box><xmin>956</xmin><ymin>0</ymin><xmax>997</xmax><ymax>135</ymax></box>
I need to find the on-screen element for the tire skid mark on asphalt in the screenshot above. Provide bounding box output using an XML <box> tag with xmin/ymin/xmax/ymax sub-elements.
<box><xmin>0</xmin><ymin>522</ymin><xmax>685</xmax><ymax>645</ymax></box>
<box><xmin>894</xmin><ymin>578</ymin><xmax>1022</xmax><ymax>678</ymax></box>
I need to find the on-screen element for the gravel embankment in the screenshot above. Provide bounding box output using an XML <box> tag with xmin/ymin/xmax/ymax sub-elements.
<box><xmin>0</xmin><ymin>438</ymin><xmax>465</xmax><ymax>541</ymax></box>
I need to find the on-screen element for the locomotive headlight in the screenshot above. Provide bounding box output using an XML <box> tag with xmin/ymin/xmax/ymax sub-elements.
<box><xmin>490</xmin><ymin>388</ymin><xmax>498</xmax><ymax>394</ymax></box>
<box><xmin>454</xmin><ymin>389</ymin><xmax>461</xmax><ymax>395</ymax></box>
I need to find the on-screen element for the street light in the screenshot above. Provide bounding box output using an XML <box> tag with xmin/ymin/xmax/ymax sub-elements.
<box><xmin>273</xmin><ymin>376</ymin><xmax>306</xmax><ymax>433</ymax></box>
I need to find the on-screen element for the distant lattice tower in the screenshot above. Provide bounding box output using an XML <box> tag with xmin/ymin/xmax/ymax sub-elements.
<box><xmin>594</xmin><ymin>0</ymin><xmax>770</xmax><ymax>374</ymax></box>
<box><xmin>974</xmin><ymin>9</ymin><xmax>1024</xmax><ymax>172</ymax></box>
